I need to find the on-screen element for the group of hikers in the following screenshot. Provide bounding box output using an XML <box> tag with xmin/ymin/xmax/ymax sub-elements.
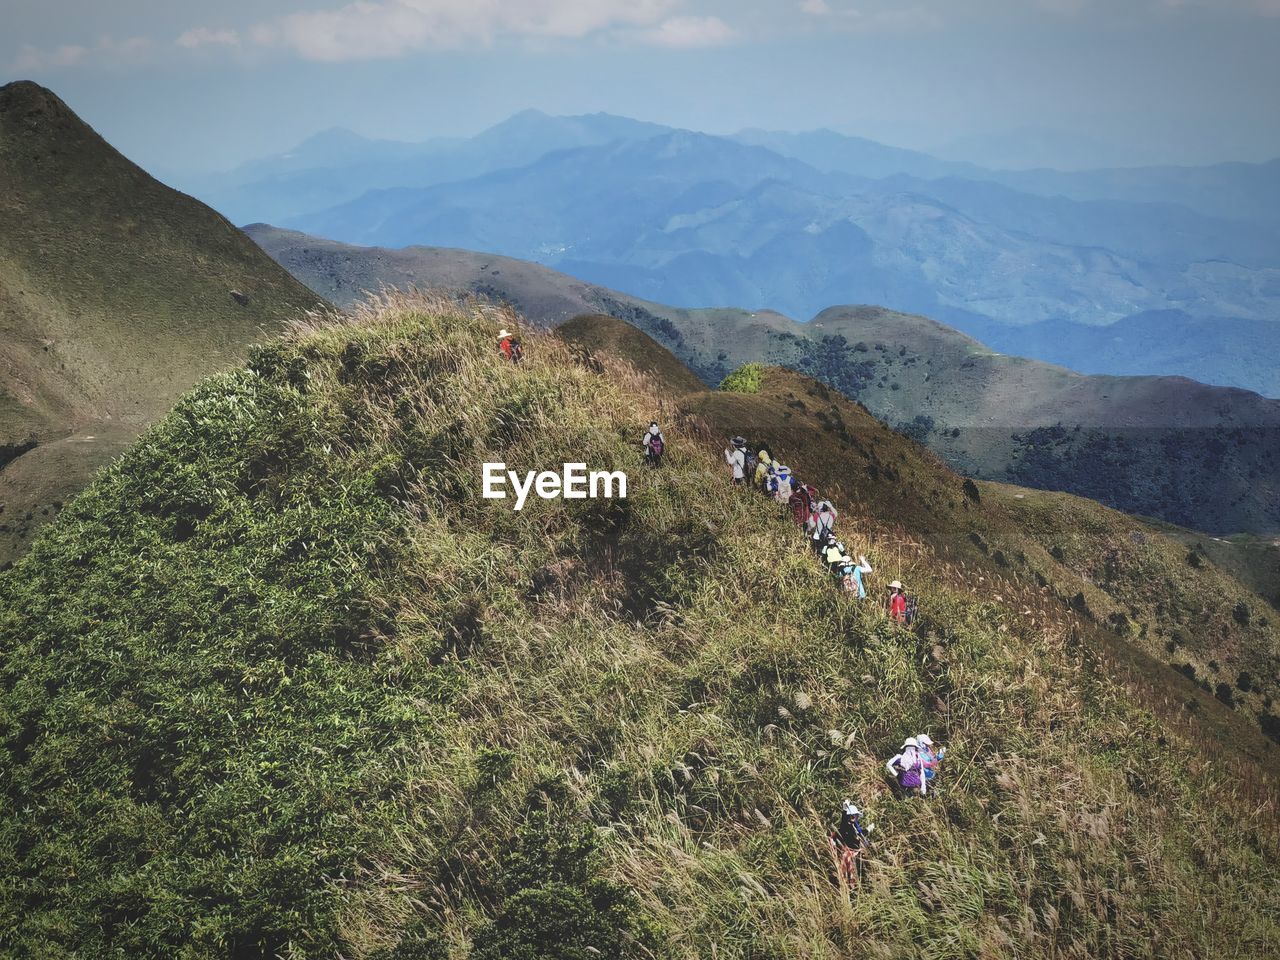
<box><xmin>830</xmin><ymin>733</ymin><xmax>948</xmax><ymax>887</ymax></box>
<box><xmin>723</xmin><ymin>436</ymin><xmax>916</xmax><ymax>620</ymax></box>
<box><xmin>497</xmin><ymin>329</ymin><xmax>948</xmax><ymax>892</ymax></box>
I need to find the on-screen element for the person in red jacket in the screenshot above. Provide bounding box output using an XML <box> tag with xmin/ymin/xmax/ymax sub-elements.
<box><xmin>888</xmin><ymin>581</ymin><xmax>907</xmax><ymax>622</ymax></box>
<box><xmin>497</xmin><ymin>328</ymin><xmax>523</xmax><ymax>363</ymax></box>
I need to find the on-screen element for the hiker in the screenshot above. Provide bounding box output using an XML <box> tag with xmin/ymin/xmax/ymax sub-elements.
<box><xmin>829</xmin><ymin>800</ymin><xmax>874</xmax><ymax>886</ymax></box>
<box><xmin>497</xmin><ymin>328</ymin><xmax>523</xmax><ymax>363</ymax></box>
<box><xmin>770</xmin><ymin>464</ymin><xmax>794</xmax><ymax>504</ymax></box>
<box><xmin>724</xmin><ymin>436</ymin><xmax>747</xmax><ymax>485</ymax></box>
<box><xmin>822</xmin><ymin>534</ymin><xmax>849</xmax><ymax>574</ymax></box>
<box><xmin>839</xmin><ymin>554</ymin><xmax>873</xmax><ymax>598</ymax></box>
<box><xmin>788</xmin><ymin>483</ymin><xmax>816</xmax><ymax>527</ymax></box>
<box><xmin>642</xmin><ymin>422</ymin><xmax>665</xmax><ymax>468</ymax></box>
<box><xmin>916</xmin><ymin>734</ymin><xmax>945</xmax><ymax>787</ymax></box>
<box><xmin>886</xmin><ymin>737</ymin><xmax>927</xmax><ymax>797</ymax></box>
<box><xmin>753</xmin><ymin>448</ymin><xmax>774</xmax><ymax>491</ymax></box>
<box><xmin>811</xmin><ymin>501</ymin><xmax>837</xmax><ymax>555</ymax></box>
<box><xmin>888</xmin><ymin>581</ymin><xmax>908</xmax><ymax>622</ymax></box>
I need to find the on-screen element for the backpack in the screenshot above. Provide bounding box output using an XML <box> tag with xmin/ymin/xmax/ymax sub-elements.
<box><xmin>649</xmin><ymin>434</ymin><xmax>664</xmax><ymax>456</ymax></box>
<box><xmin>509</xmin><ymin>340</ymin><xmax>524</xmax><ymax>362</ymax></box>
<box><xmin>904</xmin><ymin>596</ymin><xmax>919</xmax><ymax>625</ymax></box>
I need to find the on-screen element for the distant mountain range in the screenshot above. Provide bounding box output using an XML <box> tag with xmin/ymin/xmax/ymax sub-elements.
<box><xmin>0</xmin><ymin>82</ymin><xmax>324</xmax><ymax>565</ymax></box>
<box><xmin>178</xmin><ymin>110</ymin><xmax>1280</xmax><ymax>397</ymax></box>
<box><xmin>247</xmin><ymin>225</ymin><xmax>1280</xmax><ymax>536</ymax></box>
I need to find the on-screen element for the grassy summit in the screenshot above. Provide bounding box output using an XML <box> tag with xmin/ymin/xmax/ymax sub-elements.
<box><xmin>1</xmin><ymin>294</ymin><xmax>1277</xmax><ymax>958</ymax></box>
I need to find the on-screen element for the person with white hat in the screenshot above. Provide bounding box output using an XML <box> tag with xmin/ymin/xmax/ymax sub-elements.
<box><xmin>496</xmin><ymin>327</ymin><xmax>523</xmax><ymax>363</ymax></box>
<box><xmin>724</xmin><ymin>436</ymin><xmax>747</xmax><ymax>484</ymax></box>
<box><xmin>829</xmin><ymin>800</ymin><xmax>875</xmax><ymax>886</ymax></box>
<box><xmin>642</xmin><ymin>421</ymin><xmax>665</xmax><ymax>468</ymax></box>
<box><xmin>887</xmin><ymin>581</ymin><xmax>907</xmax><ymax>622</ymax></box>
<box><xmin>916</xmin><ymin>734</ymin><xmax>946</xmax><ymax>787</ymax></box>
<box><xmin>885</xmin><ymin>736</ymin><xmax>927</xmax><ymax>796</ymax></box>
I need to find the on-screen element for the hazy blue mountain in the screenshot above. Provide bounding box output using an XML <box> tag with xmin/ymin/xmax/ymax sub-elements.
<box><xmin>288</xmin><ymin>131</ymin><xmax>847</xmax><ymax>252</ymax></box>
<box><xmin>193</xmin><ymin>111</ymin><xmax>1280</xmax><ymax>395</ymax></box>
<box><xmin>970</xmin><ymin>310</ymin><xmax>1280</xmax><ymax>399</ymax></box>
<box><xmin>287</xmin><ymin>130</ymin><xmax>1280</xmax><ymax>394</ymax></box>
<box><xmin>870</xmin><ymin>174</ymin><xmax>1280</xmax><ymax>270</ymax></box>
<box><xmin>730</xmin><ymin>128</ymin><xmax>983</xmax><ymax>181</ymax></box>
<box><xmin>992</xmin><ymin>160</ymin><xmax>1280</xmax><ymax>228</ymax></box>
<box><xmin>748</xmin><ymin>126</ymin><xmax>1280</xmax><ymax>226</ymax></box>
<box><xmin>181</xmin><ymin>109</ymin><xmax>675</xmax><ymax>225</ymax></box>
<box><xmin>930</xmin><ymin>126</ymin><xmax>1137</xmax><ymax>172</ymax></box>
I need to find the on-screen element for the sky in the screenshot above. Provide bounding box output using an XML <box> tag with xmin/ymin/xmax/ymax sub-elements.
<box><xmin>5</xmin><ymin>0</ymin><xmax>1280</xmax><ymax>175</ymax></box>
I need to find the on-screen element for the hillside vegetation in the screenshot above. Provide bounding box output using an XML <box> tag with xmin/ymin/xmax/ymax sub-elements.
<box><xmin>0</xmin><ymin>81</ymin><xmax>324</xmax><ymax>566</ymax></box>
<box><xmin>250</xmin><ymin>227</ymin><xmax>1280</xmax><ymax>537</ymax></box>
<box><xmin>553</xmin><ymin>316</ymin><xmax>1279</xmax><ymax>749</ymax></box>
<box><xmin>2</xmin><ymin>293</ymin><xmax>1278</xmax><ymax>959</ymax></box>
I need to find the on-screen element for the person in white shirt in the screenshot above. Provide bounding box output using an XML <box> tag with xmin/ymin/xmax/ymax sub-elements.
<box><xmin>724</xmin><ymin>436</ymin><xmax>747</xmax><ymax>484</ymax></box>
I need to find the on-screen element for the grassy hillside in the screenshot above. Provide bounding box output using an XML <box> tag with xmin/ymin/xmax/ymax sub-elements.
<box><xmin>1135</xmin><ymin>520</ymin><xmax>1280</xmax><ymax>610</ymax></box>
<box><xmin>0</xmin><ymin>82</ymin><xmax>325</xmax><ymax>566</ymax></box>
<box><xmin>249</xmin><ymin>228</ymin><xmax>1280</xmax><ymax>537</ymax></box>
<box><xmin>600</xmin><ymin>335</ymin><xmax>1280</xmax><ymax>750</ymax></box>
<box><xmin>3</xmin><ymin>293</ymin><xmax>1277</xmax><ymax>959</ymax></box>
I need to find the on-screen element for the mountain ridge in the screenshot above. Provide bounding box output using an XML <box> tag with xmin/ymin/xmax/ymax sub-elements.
<box><xmin>0</xmin><ymin>80</ymin><xmax>326</xmax><ymax>565</ymax></box>
<box><xmin>247</xmin><ymin>225</ymin><xmax>1280</xmax><ymax>536</ymax></box>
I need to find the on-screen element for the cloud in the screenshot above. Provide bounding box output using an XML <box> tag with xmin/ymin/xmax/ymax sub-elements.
<box><xmin>12</xmin><ymin>44</ymin><xmax>88</xmax><ymax>72</ymax></box>
<box><xmin>639</xmin><ymin>15</ymin><xmax>738</xmax><ymax>48</ymax></box>
<box><xmin>177</xmin><ymin>27</ymin><xmax>242</xmax><ymax>50</ymax></box>
<box><xmin>796</xmin><ymin>1</ymin><xmax>942</xmax><ymax>29</ymax></box>
<box><xmin>216</xmin><ymin>0</ymin><xmax>722</xmax><ymax>62</ymax></box>
<box><xmin>11</xmin><ymin>36</ymin><xmax>150</xmax><ymax>73</ymax></box>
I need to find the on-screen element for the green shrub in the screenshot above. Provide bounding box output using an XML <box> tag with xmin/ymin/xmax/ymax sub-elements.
<box><xmin>471</xmin><ymin>883</ymin><xmax>643</xmax><ymax>960</ymax></box>
<box><xmin>719</xmin><ymin>363</ymin><xmax>764</xmax><ymax>393</ymax></box>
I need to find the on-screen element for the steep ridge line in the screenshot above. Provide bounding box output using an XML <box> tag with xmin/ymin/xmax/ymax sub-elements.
<box><xmin>248</xmin><ymin>226</ymin><xmax>1280</xmax><ymax>538</ymax></box>
<box><xmin>0</xmin><ymin>81</ymin><xmax>326</xmax><ymax>566</ymax></box>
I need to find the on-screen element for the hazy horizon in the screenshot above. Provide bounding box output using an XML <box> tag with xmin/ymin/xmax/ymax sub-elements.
<box><xmin>5</xmin><ymin>0</ymin><xmax>1280</xmax><ymax>176</ymax></box>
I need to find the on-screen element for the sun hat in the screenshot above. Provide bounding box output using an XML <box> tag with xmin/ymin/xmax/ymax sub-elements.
<box><xmin>916</xmin><ymin>734</ymin><xmax>934</xmax><ymax>747</ymax></box>
<box><xmin>842</xmin><ymin>800</ymin><xmax>861</xmax><ymax>816</ymax></box>
<box><xmin>902</xmin><ymin>737</ymin><xmax>919</xmax><ymax>749</ymax></box>
<box><xmin>497</xmin><ymin>329</ymin><xmax>512</xmax><ymax>339</ymax></box>
<box><xmin>888</xmin><ymin>580</ymin><xmax>903</xmax><ymax>590</ymax></box>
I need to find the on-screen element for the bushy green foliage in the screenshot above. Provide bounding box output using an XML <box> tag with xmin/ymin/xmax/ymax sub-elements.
<box><xmin>471</xmin><ymin>813</ymin><xmax>654</xmax><ymax>960</ymax></box>
<box><xmin>1</xmin><ymin>294</ymin><xmax>1277</xmax><ymax>959</ymax></box>
<box><xmin>718</xmin><ymin>363</ymin><xmax>764</xmax><ymax>394</ymax></box>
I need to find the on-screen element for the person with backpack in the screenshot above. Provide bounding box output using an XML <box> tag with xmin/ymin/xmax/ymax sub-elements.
<box><xmin>753</xmin><ymin>448</ymin><xmax>774</xmax><ymax>492</ymax></box>
<box><xmin>916</xmin><ymin>734</ymin><xmax>945</xmax><ymax>787</ymax></box>
<box><xmin>724</xmin><ymin>436</ymin><xmax>747</xmax><ymax>485</ymax></box>
<box><xmin>788</xmin><ymin>483</ymin><xmax>815</xmax><ymax>527</ymax></box>
<box><xmin>840</xmin><ymin>554</ymin><xmax>873</xmax><ymax>598</ymax></box>
<box><xmin>885</xmin><ymin>737</ymin><xmax>927</xmax><ymax>797</ymax></box>
<box><xmin>888</xmin><ymin>581</ymin><xmax>908</xmax><ymax>622</ymax></box>
<box><xmin>497</xmin><ymin>328</ymin><xmax>523</xmax><ymax>364</ymax></box>
<box><xmin>822</xmin><ymin>534</ymin><xmax>849</xmax><ymax>575</ymax></box>
<box><xmin>811</xmin><ymin>501</ymin><xmax>837</xmax><ymax>555</ymax></box>
<box><xmin>828</xmin><ymin>800</ymin><xmax>875</xmax><ymax>887</ymax></box>
<box><xmin>642</xmin><ymin>422</ymin><xmax>665</xmax><ymax>468</ymax></box>
<box><xmin>770</xmin><ymin>464</ymin><xmax>794</xmax><ymax>504</ymax></box>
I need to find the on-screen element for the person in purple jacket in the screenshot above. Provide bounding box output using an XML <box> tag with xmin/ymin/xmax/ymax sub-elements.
<box><xmin>885</xmin><ymin>737</ymin><xmax>927</xmax><ymax>797</ymax></box>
